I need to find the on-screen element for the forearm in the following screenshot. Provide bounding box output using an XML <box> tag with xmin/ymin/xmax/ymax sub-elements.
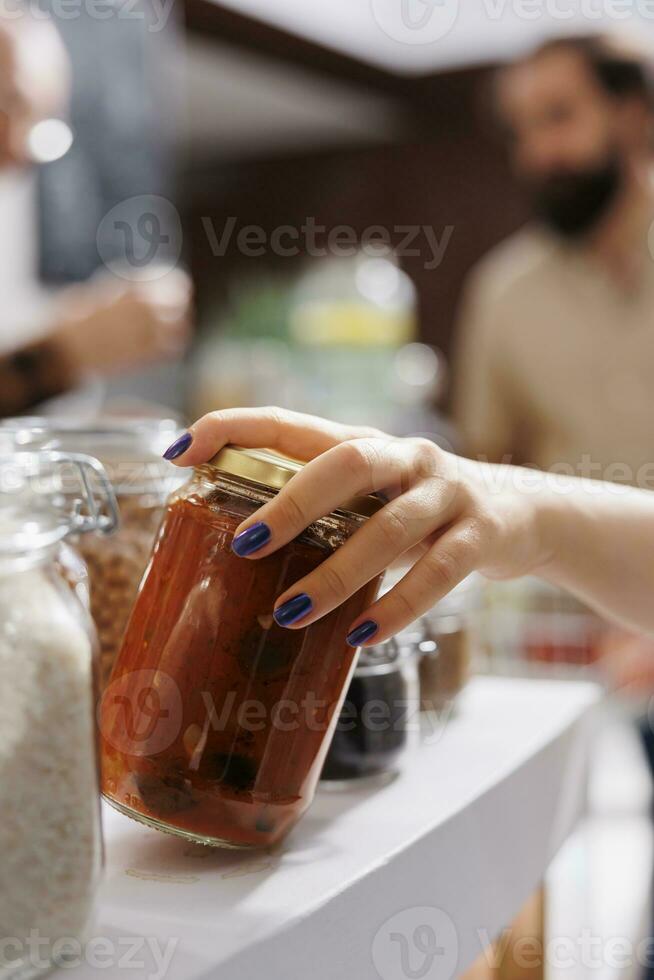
<box><xmin>533</xmin><ymin>476</ymin><xmax>654</xmax><ymax>634</ymax></box>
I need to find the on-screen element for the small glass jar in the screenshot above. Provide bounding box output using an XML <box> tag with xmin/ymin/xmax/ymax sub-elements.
<box><xmin>419</xmin><ymin>574</ymin><xmax>482</xmax><ymax>714</ymax></box>
<box><xmin>378</xmin><ymin>569</ymin><xmax>481</xmax><ymax>715</ymax></box>
<box><xmin>1</xmin><ymin>417</ymin><xmax>185</xmax><ymax>687</ymax></box>
<box><xmin>320</xmin><ymin>639</ymin><xmax>419</xmax><ymax>787</ymax></box>
<box><xmin>0</xmin><ymin>450</ymin><xmax>117</xmax><ymax>980</ymax></box>
<box><xmin>100</xmin><ymin>447</ymin><xmax>382</xmax><ymax>848</ymax></box>
<box><xmin>520</xmin><ymin>578</ymin><xmax>605</xmax><ymax>669</ymax></box>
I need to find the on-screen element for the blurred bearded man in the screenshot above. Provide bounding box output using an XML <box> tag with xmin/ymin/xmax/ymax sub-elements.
<box><xmin>454</xmin><ymin>34</ymin><xmax>654</xmax><ymax>479</ymax></box>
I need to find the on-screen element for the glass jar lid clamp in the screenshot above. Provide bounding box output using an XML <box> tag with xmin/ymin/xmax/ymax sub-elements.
<box><xmin>0</xmin><ymin>450</ymin><xmax>119</xmax><ymax>544</ymax></box>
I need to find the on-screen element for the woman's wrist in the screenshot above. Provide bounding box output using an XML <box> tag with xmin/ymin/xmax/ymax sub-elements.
<box><xmin>468</xmin><ymin>461</ymin><xmax>557</xmax><ymax>581</ymax></box>
<box><xmin>527</xmin><ymin>478</ymin><xmax>586</xmax><ymax>583</ymax></box>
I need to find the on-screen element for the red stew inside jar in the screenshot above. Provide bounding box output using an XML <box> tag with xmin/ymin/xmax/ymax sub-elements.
<box><xmin>100</xmin><ymin>447</ymin><xmax>381</xmax><ymax>848</ymax></box>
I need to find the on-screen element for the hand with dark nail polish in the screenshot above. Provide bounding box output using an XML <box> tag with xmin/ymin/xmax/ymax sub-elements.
<box><xmin>273</xmin><ymin>593</ymin><xmax>313</xmax><ymax>627</ymax></box>
<box><xmin>163</xmin><ymin>431</ymin><xmax>193</xmax><ymax>461</ymax></box>
<box><xmin>232</xmin><ymin>521</ymin><xmax>272</xmax><ymax>557</ymax></box>
<box><xmin>346</xmin><ymin>620</ymin><xmax>378</xmax><ymax>647</ymax></box>
<box><xmin>180</xmin><ymin>406</ymin><xmax>560</xmax><ymax>648</ymax></box>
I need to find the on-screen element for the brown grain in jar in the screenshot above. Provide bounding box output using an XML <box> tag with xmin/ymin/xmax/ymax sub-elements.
<box><xmin>0</xmin><ymin>418</ymin><xmax>186</xmax><ymax>687</ymax></box>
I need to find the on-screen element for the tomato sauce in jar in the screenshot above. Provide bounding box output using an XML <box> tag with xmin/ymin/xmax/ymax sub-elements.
<box><xmin>100</xmin><ymin>447</ymin><xmax>381</xmax><ymax>847</ymax></box>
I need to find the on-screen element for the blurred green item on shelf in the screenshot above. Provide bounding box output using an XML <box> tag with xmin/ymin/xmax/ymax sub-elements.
<box><xmin>203</xmin><ymin>277</ymin><xmax>294</xmax><ymax>342</ymax></box>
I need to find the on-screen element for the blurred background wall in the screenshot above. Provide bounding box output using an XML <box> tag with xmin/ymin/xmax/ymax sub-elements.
<box><xmin>179</xmin><ymin>32</ymin><xmax>528</xmax><ymax>362</ymax></box>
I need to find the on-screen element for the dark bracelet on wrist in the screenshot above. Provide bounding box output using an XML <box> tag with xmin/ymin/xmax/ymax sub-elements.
<box><xmin>0</xmin><ymin>338</ymin><xmax>75</xmax><ymax>415</ymax></box>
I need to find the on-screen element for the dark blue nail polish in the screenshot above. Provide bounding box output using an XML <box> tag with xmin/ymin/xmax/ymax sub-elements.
<box><xmin>346</xmin><ymin>620</ymin><xmax>378</xmax><ymax>647</ymax></box>
<box><xmin>163</xmin><ymin>431</ymin><xmax>192</xmax><ymax>460</ymax></box>
<box><xmin>232</xmin><ymin>521</ymin><xmax>271</xmax><ymax>557</ymax></box>
<box><xmin>273</xmin><ymin>593</ymin><xmax>313</xmax><ymax>627</ymax></box>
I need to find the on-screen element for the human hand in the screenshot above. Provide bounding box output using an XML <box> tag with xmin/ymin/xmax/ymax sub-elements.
<box><xmin>53</xmin><ymin>269</ymin><xmax>193</xmax><ymax>378</ymax></box>
<box><xmin>164</xmin><ymin>407</ymin><xmax>550</xmax><ymax>646</ymax></box>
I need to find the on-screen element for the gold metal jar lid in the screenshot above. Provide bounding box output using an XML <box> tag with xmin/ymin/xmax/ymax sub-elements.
<box><xmin>206</xmin><ymin>445</ymin><xmax>383</xmax><ymax>518</ymax></box>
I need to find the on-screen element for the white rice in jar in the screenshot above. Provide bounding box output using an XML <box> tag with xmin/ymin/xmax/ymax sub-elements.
<box><xmin>0</xmin><ymin>566</ymin><xmax>101</xmax><ymax>976</ymax></box>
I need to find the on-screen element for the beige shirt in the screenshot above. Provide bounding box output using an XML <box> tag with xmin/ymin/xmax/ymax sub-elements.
<box><xmin>452</xmin><ymin>221</ymin><xmax>654</xmax><ymax>489</ymax></box>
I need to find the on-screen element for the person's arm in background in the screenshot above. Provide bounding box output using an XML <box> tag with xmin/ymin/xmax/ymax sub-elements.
<box><xmin>165</xmin><ymin>408</ymin><xmax>654</xmax><ymax>643</ymax></box>
<box><xmin>450</xmin><ymin>268</ymin><xmax>524</xmax><ymax>464</ymax></box>
<box><xmin>0</xmin><ymin>271</ymin><xmax>192</xmax><ymax>417</ymax></box>
<box><xmin>0</xmin><ymin>19</ymin><xmax>192</xmax><ymax>416</ymax></box>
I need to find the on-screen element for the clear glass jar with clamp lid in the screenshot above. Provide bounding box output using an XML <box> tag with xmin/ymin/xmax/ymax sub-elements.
<box><xmin>0</xmin><ymin>450</ymin><xmax>117</xmax><ymax>980</ymax></box>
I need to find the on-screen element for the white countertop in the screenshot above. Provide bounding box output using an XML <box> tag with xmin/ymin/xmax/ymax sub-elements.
<box><xmin>55</xmin><ymin>675</ymin><xmax>601</xmax><ymax>980</ymax></box>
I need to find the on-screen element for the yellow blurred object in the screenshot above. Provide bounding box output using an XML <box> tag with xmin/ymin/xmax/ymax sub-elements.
<box><xmin>290</xmin><ymin>299</ymin><xmax>414</xmax><ymax>347</ymax></box>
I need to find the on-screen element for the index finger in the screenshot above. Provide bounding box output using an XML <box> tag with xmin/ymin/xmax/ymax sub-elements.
<box><xmin>164</xmin><ymin>406</ymin><xmax>384</xmax><ymax>466</ymax></box>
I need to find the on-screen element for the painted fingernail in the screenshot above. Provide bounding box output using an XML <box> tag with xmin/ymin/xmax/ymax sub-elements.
<box><xmin>232</xmin><ymin>521</ymin><xmax>271</xmax><ymax>557</ymax></box>
<box><xmin>346</xmin><ymin>620</ymin><xmax>379</xmax><ymax>647</ymax></box>
<box><xmin>163</xmin><ymin>431</ymin><xmax>192</xmax><ymax>460</ymax></box>
<box><xmin>273</xmin><ymin>593</ymin><xmax>313</xmax><ymax>627</ymax></box>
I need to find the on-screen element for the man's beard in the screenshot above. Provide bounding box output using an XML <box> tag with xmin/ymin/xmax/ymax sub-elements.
<box><xmin>528</xmin><ymin>157</ymin><xmax>623</xmax><ymax>239</ymax></box>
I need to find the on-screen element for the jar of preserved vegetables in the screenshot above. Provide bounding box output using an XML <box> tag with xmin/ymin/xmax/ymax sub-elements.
<box><xmin>0</xmin><ymin>450</ymin><xmax>117</xmax><ymax>980</ymax></box>
<box><xmin>0</xmin><ymin>417</ymin><xmax>185</xmax><ymax>687</ymax></box>
<box><xmin>100</xmin><ymin>446</ymin><xmax>382</xmax><ymax>848</ymax></box>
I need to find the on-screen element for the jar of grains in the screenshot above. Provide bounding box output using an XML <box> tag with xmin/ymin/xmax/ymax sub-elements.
<box><xmin>100</xmin><ymin>446</ymin><xmax>383</xmax><ymax>848</ymax></box>
<box><xmin>0</xmin><ymin>418</ymin><xmax>186</xmax><ymax>687</ymax></box>
<box><xmin>0</xmin><ymin>450</ymin><xmax>117</xmax><ymax>980</ymax></box>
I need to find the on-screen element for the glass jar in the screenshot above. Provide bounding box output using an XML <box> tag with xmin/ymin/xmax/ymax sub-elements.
<box><xmin>520</xmin><ymin>578</ymin><xmax>606</xmax><ymax>669</ymax></box>
<box><xmin>100</xmin><ymin>447</ymin><xmax>383</xmax><ymax>849</ymax></box>
<box><xmin>378</xmin><ymin>569</ymin><xmax>482</xmax><ymax>715</ymax></box>
<box><xmin>0</xmin><ymin>450</ymin><xmax>117</xmax><ymax>980</ymax></box>
<box><xmin>419</xmin><ymin>574</ymin><xmax>482</xmax><ymax>714</ymax></box>
<box><xmin>289</xmin><ymin>254</ymin><xmax>417</xmax><ymax>428</ymax></box>
<box><xmin>0</xmin><ymin>417</ymin><xmax>185</xmax><ymax>687</ymax></box>
<box><xmin>320</xmin><ymin>639</ymin><xmax>419</xmax><ymax>787</ymax></box>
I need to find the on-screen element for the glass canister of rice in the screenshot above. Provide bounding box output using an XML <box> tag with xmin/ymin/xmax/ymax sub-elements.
<box><xmin>0</xmin><ymin>450</ymin><xmax>117</xmax><ymax>979</ymax></box>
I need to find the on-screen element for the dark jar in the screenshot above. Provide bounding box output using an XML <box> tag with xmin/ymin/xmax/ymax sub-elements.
<box><xmin>100</xmin><ymin>446</ymin><xmax>382</xmax><ymax>848</ymax></box>
<box><xmin>320</xmin><ymin>639</ymin><xmax>419</xmax><ymax>787</ymax></box>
